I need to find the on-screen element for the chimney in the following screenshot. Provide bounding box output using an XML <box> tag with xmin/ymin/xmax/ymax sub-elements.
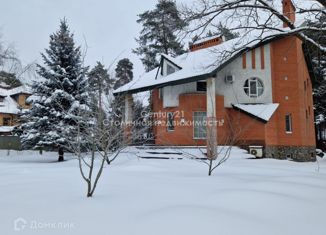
<box><xmin>189</xmin><ymin>35</ymin><xmax>224</xmax><ymax>52</ymax></box>
<box><xmin>282</xmin><ymin>0</ymin><xmax>296</xmax><ymax>27</ymax></box>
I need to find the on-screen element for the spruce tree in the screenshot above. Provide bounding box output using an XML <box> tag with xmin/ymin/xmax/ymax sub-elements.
<box><xmin>19</xmin><ymin>19</ymin><xmax>89</xmax><ymax>161</ymax></box>
<box><xmin>305</xmin><ymin>16</ymin><xmax>326</xmax><ymax>117</ymax></box>
<box><xmin>134</xmin><ymin>0</ymin><xmax>186</xmax><ymax>71</ymax></box>
<box><xmin>114</xmin><ymin>58</ymin><xmax>133</xmax><ymax>89</ymax></box>
<box><xmin>0</xmin><ymin>71</ymin><xmax>22</xmax><ymax>88</ymax></box>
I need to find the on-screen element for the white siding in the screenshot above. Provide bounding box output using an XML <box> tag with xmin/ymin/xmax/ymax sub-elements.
<box><xmin>215</xmin><ymin>44</ymin><xmax>272</xmax><ymax>107</ymax></box>
<box><xmin>162</xmin><ymin>82</ymin><xmax>197</xmax><ymax>108</ymax></box>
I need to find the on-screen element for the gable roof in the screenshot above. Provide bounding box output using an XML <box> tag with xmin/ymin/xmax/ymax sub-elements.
<box><xmin>114</xmin><ymin>14</ymin><xmax>309</xmax><ymax>95</ymax></box>
<box><xmin>0</xmin><ymin>86</ymin><xmax>31</xmax><ymax>114</ymax></box>
<box><xmin>232</xmin><ymin>103</ymin><xmax>279</xmax><ymax>123</ymax></box>
<box><xmin>114</xmin><ymin>35</ymin><xmax>285</xmax><ymax>95</ymax></box>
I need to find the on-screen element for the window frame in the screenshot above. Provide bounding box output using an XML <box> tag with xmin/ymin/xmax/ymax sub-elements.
<box><xmin>193</xmin><ymin>111</ymin><xmax>207</xmax><ymax>139</ymax></box>
<box><xmin>244</xmin><ymin>77</ymin><xmax>264</xmax><ymax>98</ymax></box>
<box><xmin>3</xmin><ymin>117</ymin><xmax>11</xmax><ymax>126</ymax></box>
<box><xmin>285</xmin><ymin>114</ymin><xmax>293</xmax><ymax>134</ymax></box>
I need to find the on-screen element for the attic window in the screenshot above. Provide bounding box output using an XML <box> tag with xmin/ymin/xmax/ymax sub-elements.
<box><xmin>196</xmin><ymin>81</ymin><xmax>207</xmax><ymax>92</ymax></box>
<box><xmin>166</xmin><ymin>64</ymin><xmax>176</xmax><ymax>75</ymax></box>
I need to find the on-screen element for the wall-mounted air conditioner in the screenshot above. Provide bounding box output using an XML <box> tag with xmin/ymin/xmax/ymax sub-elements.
<box><xmin>225</xmin><ymin>74</ymin><xmax>234</xmax><ymax>84</ymax></box>
<box><xmin>249</xmin><ymin>146</ymin><xmax>263</xmax><ymax>158</ymax></box>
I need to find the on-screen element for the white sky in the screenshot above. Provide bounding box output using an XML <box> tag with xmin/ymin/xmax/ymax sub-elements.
<box><xmin>0</xmin><ymin>0</ymin><xmax>317</xmax><ymax>81</ymax></box>
<box><xmin>0</xmin><ymin>0</ymin><xmax>165</xmax><ymax>79</ymax></box>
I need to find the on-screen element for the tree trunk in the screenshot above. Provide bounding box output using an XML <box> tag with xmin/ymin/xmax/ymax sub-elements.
<box><xmin>208</xmin><ymin>159</ymin><xmax>213</xmax><ymax>176</ymax></box>
<box><xmin>58</xmin><ymin>147</ymin><xmax>64</xmax><ymax>162</ymax></box>
<box><xmin>87</xmin><ymin>181</ymin><xmax>93</xmax><ymax>197</ymax></box>
<box><xmin>106</xmin><ymin>155</ymin><xmax>111</xmax><ymax>165</ymax></box>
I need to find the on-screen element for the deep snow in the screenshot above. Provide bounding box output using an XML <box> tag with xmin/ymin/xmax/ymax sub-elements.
<box><xmin>0</xmin><ymin>147</ymin><xmax>325</xmax><ymax>235</ymax></box>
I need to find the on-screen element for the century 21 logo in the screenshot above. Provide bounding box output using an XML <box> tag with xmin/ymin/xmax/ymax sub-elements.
<box><xmin>14</xmin><ymin>217</ymin><xmax>27</xmax><ymax>231</ymax></box>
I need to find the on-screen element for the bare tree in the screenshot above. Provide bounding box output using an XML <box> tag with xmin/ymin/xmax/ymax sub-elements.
<box><xmin>64</xmin><ymin>84</ymin><xmax>148</xmax><ymax>197</ymax></box>
<box><xmin>181</xmin><ymin>0</ymin><xmax>326</xmax><ymax>52</ymax></box>
<box><xmin>0</xmin><ymin>34</ymin><xmax>35</xmax><ymax>84</ymax></box>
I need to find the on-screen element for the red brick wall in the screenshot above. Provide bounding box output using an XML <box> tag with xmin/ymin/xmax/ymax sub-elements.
<box><xmin>151</xmin><ymin>36</ymin><xmax>316</xmax><ymax>149</ymax></box>
<box><xmin>152</xmin><ymin>89</ymin><xmax>267</xmax><ymax>146</ymax></box>
<box><xmin>269</xmin><ymin>36</ymin><xmax>315</xmax><ymax>147</ymax></box>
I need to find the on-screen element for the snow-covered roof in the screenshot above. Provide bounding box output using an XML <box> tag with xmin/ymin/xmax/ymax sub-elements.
<box><xmin>114</xmin><ymin>29</ymin><xmax>300</xmax><ymax>95</ymax></box>
<box><xmin>0</xmin><ymin>126</ymin><xmax>15</xmax><ymax>133</ymax></box>
<box><xmin>9</xmin><ymin>86</ymin><xmax>32</xmax><ymax>95</ymax></box>
<box><xmin>0</xmin><ymin>86</ymin><xmax>31</xmax><ymax>114</ymax></box>
<box><xmin>192</xmin><ymin>35</ymin><xmax>223</xmax><ymax>45</ymax></box>
<box><xmin>232</xmin><ymin>103</ymin><xmax>279</xmax><ymax>122</ymax></box>
<box><xmin>114</xmin><ymin>0</ymin><xmax>318</xmax><ymax>96</ymax></box>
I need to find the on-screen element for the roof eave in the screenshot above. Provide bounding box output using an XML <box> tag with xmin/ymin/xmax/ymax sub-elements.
<box><xmin>114</xmin><ymin>34</ymin><xmax>291</xmax><ymax>96</ymax></box>
<box><xmin>114</xmin><ymin>71</ymin><xmax>215</xmax><ymax>96</ymax></box>
<box><xmin>232</xmin><ymin>104</ymin><xmax>268</xmax><ymax>124</ymax></box>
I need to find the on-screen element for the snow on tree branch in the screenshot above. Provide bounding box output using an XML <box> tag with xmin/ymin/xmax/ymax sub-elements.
<box><xmin>181</xmin><ymin>0</ymin><xmax>326</xmax><ymax>52</ymax></box>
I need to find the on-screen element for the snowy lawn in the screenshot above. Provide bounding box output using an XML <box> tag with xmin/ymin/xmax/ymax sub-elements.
<box><xmin>0</xmin><ymin>147</ymin><xmax>326</xmax><ymax>235</ymax></box>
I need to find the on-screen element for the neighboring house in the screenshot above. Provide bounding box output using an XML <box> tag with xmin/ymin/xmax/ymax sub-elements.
<box><xmin>0</xmin><ymin>86</ymin><xmax>32</xmax><ymax>136</ymax></box>
<box><xmin>114</xmin><ymin>0</ymin><xmax>316</xmax><ymax>161</ymax></box>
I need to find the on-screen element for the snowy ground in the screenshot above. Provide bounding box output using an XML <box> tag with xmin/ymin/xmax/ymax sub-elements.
<box><xmin>0</xmin><ymin>147</ymin><xmax>325</xmax><ymax>235</ymax></box>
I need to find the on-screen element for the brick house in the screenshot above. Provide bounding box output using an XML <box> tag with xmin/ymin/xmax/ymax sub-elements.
<box><xmin>0</xmin><ymin>86</ymin><xmax>32</xmax><ymax>136</ymax></box>
<box><xmin>114</xmin><ymin>0</ymin><xmax>316</xmax><ymax>161</ymax></box>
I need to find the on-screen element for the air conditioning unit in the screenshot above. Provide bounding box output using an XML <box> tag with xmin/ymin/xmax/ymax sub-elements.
<box><xmin>249</xmin><ymin>146</ymin><xmax>264</xmax><ymax>158</ymax></box>
<box><xmin>225</xmin><ymin>74</ymin><xmax>234</xmax><ymax>84</ymax></box>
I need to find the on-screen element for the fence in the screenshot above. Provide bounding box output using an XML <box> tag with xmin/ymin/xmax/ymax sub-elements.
<box><xmin>0</xmin><ymin>136</ymin><xmax>21</xmax><ymax>150</ymax></box>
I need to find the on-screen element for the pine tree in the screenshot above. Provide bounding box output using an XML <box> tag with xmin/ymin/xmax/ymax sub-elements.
<box><xmin>305</xmin><ymin>16</ymin><xmax>326</xmax><ymax>117</ymax></box>
<box><xmin>133</xmin><ymin>0</ymin><xmax>187</xmax><ymax>71</ymax></box>
<box><xmin>192</xmin><ymin>23</ymin><xmax>239</xmax><ymax>43</ymax></box>
<box><xmin>88</xmin><ymin>61</ymin><xmax>113</xmax><ymax>138</ymax></box>
<box><xmin>216</xmin><ymin>23</ymin><xmax>239</xmax><ymax>41</ymax></box>
<box><xmin>0</xmin><ymin>71</ymin><xmax>22</xmax><ymax>88</ymax></box>
<box><xmin>88</xmin><ymin>62</ymin><xmax>114</xmax><ymax>95</ymax></box>
<box><xmin>19</xmin><ymin>19</ymin><xmax>89</xmax><ymax>161</ymax></box>
<box><xmin>114</xmin><ymin>58</ymin><xmax>133</xmax><ymax>89</ymax></box>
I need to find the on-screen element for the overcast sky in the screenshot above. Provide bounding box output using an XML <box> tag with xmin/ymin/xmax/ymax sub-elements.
<box><xmin>0</xmin><ymin>0</ymin><xmax>168</xmax><ymax>79</ymax></box>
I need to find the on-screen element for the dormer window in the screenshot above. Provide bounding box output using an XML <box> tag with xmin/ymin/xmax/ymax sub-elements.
<box><xmin>159</xmin><ymin>56</ymin><xmax>181</xmax><ymax>78</ymax></box>
<box><xmin>0</xmin><ymin>97</ymin><xmax>4</xmax><ymax>103</ymax></box>
<box><xmin>166</xmin><ymin>64</ymin><xmax>176</xmax><ymax>76</ymax></box>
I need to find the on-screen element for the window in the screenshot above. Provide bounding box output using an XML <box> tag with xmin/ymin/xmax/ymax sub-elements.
<box><xmin>285</xmin><ymin>114</ymin><xmax>292</xmax><ymax>133</ymax></box>
<box><xmin>194</xmin><ymin>111</ymin><xmax>207</xmax><ymax>139</ymax></box>
<box><xmin>196</xmin><ymin>81</ymin><xmax>207</xmax><ymax>92</ymax></box>
<box><xmin>166</xmin><ymin>64</ymin><xmax>176</xmax><ymax>75</ymax></box>
<box><xmin>3</xmin><ymin>117</ymin><xmax>11</xmax><ymax>126</ymax></box>
<box><xmin>167</xmin><ymin>112</ymin><xmax>174</xmax><ymax>131</ymax></box>
<box><xmin>244</xmin><ymin>78</ymin><xmax>264</xmax><ymax>98</ymax></box>
<box><xmin>0</xmin><ymin>97</ymin><xmax>4</xmax><ymax>102</ymax></box>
